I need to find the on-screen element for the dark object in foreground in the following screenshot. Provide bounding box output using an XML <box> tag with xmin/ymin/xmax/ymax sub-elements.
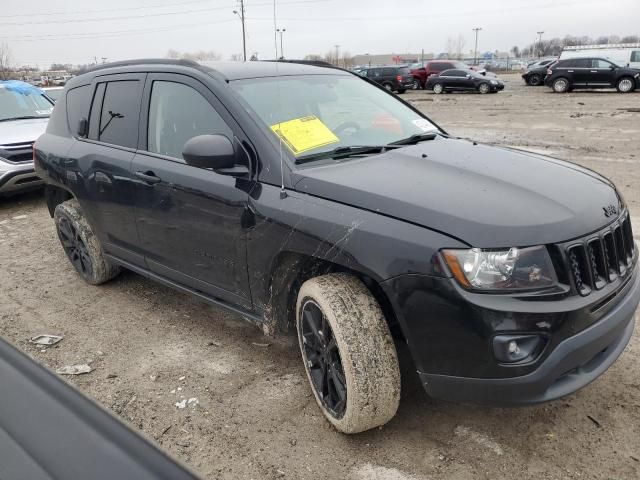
<box><xmin>0</xmin><ymin>337</ymin><xmax>199</xmax><ymax>480</ymax></box>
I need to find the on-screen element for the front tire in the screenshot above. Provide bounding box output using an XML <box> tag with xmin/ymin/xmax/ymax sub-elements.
<box><xmin>411</xmin><ymin>79</ymin><xmax>420</xmax><ymax>90</ymax></box>
<box><xmin>478</xmin><ymin>83</ymin><xmax>491</xmax><ymax>94</ymax></box>
<box><xmin>54</xmin><ymin>199</ymin><xmax>121</xmax><ymax>285</ymax></box>
<box><xmin>552</xmin><ymin>77</ymin><xmax>569</xmax><ymax>93</ymax></box>
<box><xmin>616</xmin><ymin>77</ymin><xmax>635</xmax><ymax>93</ymax></box>
<box><xmin>296</xmin><ymin>274</ymin><xmax>401</xmax><ymax>434</ymax></box>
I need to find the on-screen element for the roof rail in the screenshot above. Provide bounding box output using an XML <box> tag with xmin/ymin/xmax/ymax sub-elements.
<box><xmin>563</xmin><ymin>43</ymin><xmax>640</xmax><ymax>51</ymax></box>
<box><xmin>86</xmin><ymin>58</ymin><xmax>200</xmax><ymax>73</ymax></box>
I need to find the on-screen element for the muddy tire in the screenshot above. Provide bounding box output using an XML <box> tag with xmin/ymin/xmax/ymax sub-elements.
<box><xmin>54</xmin><ymin>199</ymin><xmax>121</xmax><ymax>285</ymax></box>
<box><xmin>296</xmin><ymin>273</ymin><xmax>401</xmax><ymax>434</ymax></box>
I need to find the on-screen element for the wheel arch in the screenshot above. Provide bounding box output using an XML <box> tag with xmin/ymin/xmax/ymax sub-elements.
<box><xmin>44</xmin><ymin>184</ymin><xmax>75</xmax><ymax>218</ymax></box>
<box><xmin>263</xmin><ymin>251</ymin><xmax>403</xmax><ymax>341</ymax></box>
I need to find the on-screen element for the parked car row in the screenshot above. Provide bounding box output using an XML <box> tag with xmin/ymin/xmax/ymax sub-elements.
<box><xmin>523</xmin><ymin>57</ymin><xmax>640</xmax><ymax>93</ymax></box>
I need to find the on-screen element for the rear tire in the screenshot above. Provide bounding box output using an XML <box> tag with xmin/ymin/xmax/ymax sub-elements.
<box><xmin>397</xmin><ymin>89</ymin><xmax>406</xmax><ymax>94</ymax></box>
<box><xmin>54</xmin><ymin>199</ymin><xmax>121</xmax><ymax>285</ymax></box>
<box><xmin>296</xmin><ymin>273</ymin><xmax>401</xmax><ymax>434</ymax></box>
<box><xmin>382</xmin><ymin>82</ymin><xmax>393</xmax><ymax>92</ymax></box>
<box><xmin>552</xmin><ymin>77</ymin><xmax>569</xmax><ymax>93</ymax></box>
<box><xmin>528</xmin><ymin>73</ymin><xmax>542</xmax><ymax>86</ymax></box>
<box><xmin>432</xmin><ymin>83</ymin><xmax>444</xmax><ymax>94</ymax></box>
<box><xmin>411</xmin><ymin>79</ymin><xmax>420</xmax><ymax>90</ymax></box>
<box><xmin>616</xmin><ymin>77</ymin><xmax>635</xmax><ymax>93</ymax></box>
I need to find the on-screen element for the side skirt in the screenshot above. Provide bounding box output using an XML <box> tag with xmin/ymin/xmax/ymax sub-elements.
<box><xmin>105</xmin><ymin>254</ymin><xmax>264</xmax><ymax>327</ymax></box>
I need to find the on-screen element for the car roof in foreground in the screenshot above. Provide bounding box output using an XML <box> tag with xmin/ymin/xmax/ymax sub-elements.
<box><xmin>83</xmin><ymin>58</ymin><xmax>349</xmax><ymax>81</ymax></box>
<box><xmin>198</xmin><ymin>60</ymin><xmax>349</xmax><ymax>80</ymax></box>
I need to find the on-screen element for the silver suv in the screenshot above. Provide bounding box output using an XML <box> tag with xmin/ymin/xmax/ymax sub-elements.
<box><xmin>0</xmin><ymin>81</ymin><xmax>53</xmax><ymax>195</ymax></box>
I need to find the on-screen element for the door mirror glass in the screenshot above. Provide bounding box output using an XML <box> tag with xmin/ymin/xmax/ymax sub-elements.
<box><xmin>182</xmin><ymin>134</ymin><xmax>236</xmax><ymax>170</ymax></box>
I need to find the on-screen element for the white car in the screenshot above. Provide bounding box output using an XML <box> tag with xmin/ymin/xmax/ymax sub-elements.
<box><xmin>0</xmin><ymin>80</ymin><xmax>53</xmax><ymax>195</ymax></box>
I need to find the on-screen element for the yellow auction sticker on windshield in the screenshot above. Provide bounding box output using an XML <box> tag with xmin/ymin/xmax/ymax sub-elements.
<box><xmin>271</xmin><ymin>115</ymin><xmax>339</xmax><ymax>155</ymax></box>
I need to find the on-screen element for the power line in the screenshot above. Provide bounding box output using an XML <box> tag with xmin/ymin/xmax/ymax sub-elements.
<box><xmin>0</xmin><ymin>0</ymin><xmax>211</xmax><ymax>18</ymax></box>
<box><xmin>1</xmin><ymin>19</ymin><xmax>235</xmax><ymax>42</ymax></box>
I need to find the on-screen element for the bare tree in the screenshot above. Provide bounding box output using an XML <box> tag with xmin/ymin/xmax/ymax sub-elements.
<box><xmin>0</xmin><ymin>42</ymin><xmax>12</xmax><ymax>80</ymax></box>
<box><xmin>229</xmin><ymin>53</ymin><xmax>244</xmax><ymax>62</ymax></box>
<box><xmin>454</xmin><ymin>35</ymin><xmax>466</xmax><ymax>60</ymax></box>
<box><xmin>621</xmin><ymin>35</ymin><xmax>640</xmax><ymax>43</ymax></box>
<box><xmin>165</xmin><ymin>49</ymin><xmax>222</xmax><ymax>61</ymax></box>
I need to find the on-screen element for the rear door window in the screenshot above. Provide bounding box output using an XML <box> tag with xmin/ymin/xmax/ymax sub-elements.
<box><xmin>592</xmin><ymin>59</ymin><xmax>614</xmax><ymax>69</ymax></box>
<box><xmin>630</xmin><ymin>51</ymin><xmax>640</xmax><ymax>62</ymax></box>
<box><xmin>382</xmin><ymin>68</ymin><xmax>395</xmax><ymax>76</ymax></box>
<box><xmin>96</xmin><ymin>80</ymin><xmax>142</xmax><ymax>148</ymax></box>
<box><xmin>572</xmin><ymin>58</ymin><xmax>591</xmax><ymax>68</ymax></box>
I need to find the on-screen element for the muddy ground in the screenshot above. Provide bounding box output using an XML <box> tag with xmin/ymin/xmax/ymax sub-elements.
<box><xmin>1</xmin><ymin>73</ymin><xmax>639</xmax><ymax>480</ymax></box>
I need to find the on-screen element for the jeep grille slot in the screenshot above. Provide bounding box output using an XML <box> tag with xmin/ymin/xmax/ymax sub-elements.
<box><xmin>602</xmin><ymin>232</ymin><xmax>618</xmax><ymax>281</ymax></box>
<box><xmin>568</xmin><ymin>246</ymin><xmax>591</xmax><ymax>296</ymax></box>
<box><xmin>587</xmin><ymin>240</ymin><xmax>607</xmax><ymax>290</ymax></box>
<box><xmin>613</xmin><ymin>225</ymin><xmax>627</xmax><ymax>276</ymax></box>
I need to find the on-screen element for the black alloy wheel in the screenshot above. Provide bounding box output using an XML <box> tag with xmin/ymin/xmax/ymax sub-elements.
<box><xmin>299</xmin><ymin>299</ymin><xmax>347</xmax><ymax>418</ymax></box>
<box><xmin>57</xmin><ymin>216</ymin><xmax>94</xmax><ymax>279</ymax></box>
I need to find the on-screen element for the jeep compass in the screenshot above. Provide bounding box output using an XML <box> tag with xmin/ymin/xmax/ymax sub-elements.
<box><xmin>34</xmin><ymin>60</ymin><xmax>639</xmax><ymax>434</ymax></box>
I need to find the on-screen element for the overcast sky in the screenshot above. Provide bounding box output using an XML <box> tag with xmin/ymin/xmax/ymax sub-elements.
<box><xmin>3</xmin><ymin>0</ymin><xmax>639</xmax><ymax>67</ymax></box>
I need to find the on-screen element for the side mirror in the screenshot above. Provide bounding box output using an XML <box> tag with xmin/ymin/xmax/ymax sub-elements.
<box><xmin>182</xmin><ymin>134</ymin><xmax>236</xmax><ymax>170</ymax></box>
<box><xmin>77</xmin><ymin>118</ymin><xmax>88</xmax><ymax>138</ymax></box>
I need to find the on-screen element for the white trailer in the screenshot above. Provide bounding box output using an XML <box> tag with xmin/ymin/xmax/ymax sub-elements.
<box><xmin>560</xmin><ymin>44</ymin><xmax>640</xmax><ymax>69</ymax></box>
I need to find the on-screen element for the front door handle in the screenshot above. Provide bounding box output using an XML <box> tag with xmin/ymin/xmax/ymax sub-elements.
<box><xmin>135</xmin><ymin>170</ymin><xmax>162</xmax><ymax>185</ymax></box>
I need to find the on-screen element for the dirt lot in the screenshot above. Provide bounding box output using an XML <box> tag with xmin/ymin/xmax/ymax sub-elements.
<box><xmin>1</xmin><ymin>73</ymin><xmax>639</xmax><ymax>480</ymax></box>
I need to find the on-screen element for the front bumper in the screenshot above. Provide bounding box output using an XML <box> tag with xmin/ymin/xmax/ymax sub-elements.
<box><xmin>0</xmin><ymin>162</ymin><xmax>43</xmax><ymax>195</ymax></box>
<box><xmin>382</xmin><ymin>259</ymin><xmax>640</xmax><ymax>406</ymax></box>
<box><xmin>420</xmin><ymin>269</ymin><xmax>638</xmax><ymax>405</ymax></box>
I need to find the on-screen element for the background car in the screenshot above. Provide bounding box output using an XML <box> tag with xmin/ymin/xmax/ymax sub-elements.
<box><xmin>425</xmin><ymin>69</ymin><xmax>504</xmax><ymax>94</ymax></box>
<box><xmin>0</xmin><ymin>80</ymin><xmax>53</xmax><ymax>196</ymax></box>
<box><xmin>410</xmin><ymin>60</ymin><xmax>488</xmax><ymax>89</ymax></box>
<box><xmin>522</xmin><ymin>58</ymin><xmax>557</xmax><ymax>86</ymax></box>
<box><xmin>545</xmin><ymin>57</ymin><xmax>639</xmax><ymax>93</ymax></box>
<box><xmin>358</xmin><ymin>65</ymin><xmax>414</xmax><ymax>93</ymax></box>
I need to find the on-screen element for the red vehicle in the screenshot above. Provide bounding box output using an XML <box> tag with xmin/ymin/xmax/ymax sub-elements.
<box><xmin>410</xmin><ymin>60</ymin><xmax>486</xmax><ymax>89</ymax></box>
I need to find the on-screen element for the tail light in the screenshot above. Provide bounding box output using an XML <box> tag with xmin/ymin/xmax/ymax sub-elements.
<box><xmin>397</xmin><ymin>75</ymin><xmax>402</xmax><ymax>82</ymax></box>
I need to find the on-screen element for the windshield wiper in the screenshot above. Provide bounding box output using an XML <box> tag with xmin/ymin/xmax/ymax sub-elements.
<box><xmin>295</xmin><ymin>145</ymin><xmax>402</xmax><ymax>164</ymax></box>
<box><xmin>388</xmin><ymin>132</ymin><xmax>439</xmax><ymax>146</ymax></box>
<box><xmin>0</xmin><ymin>115</ymin><xmax>48</xmax><ymax>123</ymax></box>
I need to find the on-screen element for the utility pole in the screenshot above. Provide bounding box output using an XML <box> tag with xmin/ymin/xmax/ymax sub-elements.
<box><xmin>537</xmin><ymin>31</ymin><xmax>545</xmax><ymax>58</ymax></box>
<box><xmin>472</xmin><ymin>27</ymin><xmax>482</xmax><ymax>66</ymax></box>
<box><xmin>277</xmin><ymin>28</ymin><xmax>286</xmax><ymax>59</ymax></box>
<box><xmin>233</xmin><ymin>0</ymin><xmax>247</xmax><ymax>61</ymax></box>
<box><xmin>334</xmin><ymin>44</ymin><xmax>340</xmax><ymax>67</ymax></box>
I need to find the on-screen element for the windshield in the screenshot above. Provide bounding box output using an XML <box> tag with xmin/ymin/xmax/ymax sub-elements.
<box><xmin>230</xmin><ymin>74</ymin><xmax>438</xmax><ymax>159</ymax></box>
<box><xmin>0</xmin><ymin>82</ymin><xmax>53</xmax><ymax>121</ymax></box>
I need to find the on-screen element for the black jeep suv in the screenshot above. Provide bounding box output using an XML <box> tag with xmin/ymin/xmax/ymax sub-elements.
<box><xmin>35</xmin><ymin>60</ymin><xmax>639</xmax><ymax>434</ymax></box>
<box><xmin>545</xmin><ymin>57</ymin><xmax>640</xmax><ymax>93</ymax></box>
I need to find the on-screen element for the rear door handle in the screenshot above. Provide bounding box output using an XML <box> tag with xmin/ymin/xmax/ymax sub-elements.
<box><xmin>134</xmin><ymin>170</ymin><xmax>162</xmax><ymax>185</ymax></box>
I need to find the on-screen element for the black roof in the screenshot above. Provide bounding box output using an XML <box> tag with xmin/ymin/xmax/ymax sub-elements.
<box><xmin>85</xmin><ymin>58</ymin><xmax>346</xmax><ymax>81</ymax></box>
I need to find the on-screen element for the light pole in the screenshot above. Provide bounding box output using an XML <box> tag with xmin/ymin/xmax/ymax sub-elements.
<box><xmin>277</xmin><ymin>28</ymin><xmax>286</xmax><ymax>59</ymax></box>
<box><xmin>537</xmin><ymin>31</ymin><xmax>544</xmax><ymax>58</ymax></box>
<box><xmin>232</xmin><ymin>0</ymin><xmax>247</xmax><ymax>62</ymax></box>
<box><xmin>472</xmin><ymin>27</ymin><xmax>482</xmax><ymax>66</ymax></box>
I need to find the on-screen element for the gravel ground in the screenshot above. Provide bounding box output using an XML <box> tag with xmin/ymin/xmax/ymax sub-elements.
<box><xmin>1</xmin><ymin>73</ymin><xmax>639</xmax><ymax>480</ymax></box>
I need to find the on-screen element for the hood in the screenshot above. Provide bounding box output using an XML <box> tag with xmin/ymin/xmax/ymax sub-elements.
<box><xmin>0</xmin><ymin>117</ymin><xmax>49</xmax><ymax>146</ymax></box>
<box><xmin>292</xmin><ymin>137</ymin><xmax>621</xmax><ymax>248</ymax></box>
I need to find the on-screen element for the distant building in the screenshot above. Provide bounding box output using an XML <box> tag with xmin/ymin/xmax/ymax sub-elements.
<box><xmin>352</xmin><ymin>52</ymin><xmax>434</xmax><ymax>66</ymax></box>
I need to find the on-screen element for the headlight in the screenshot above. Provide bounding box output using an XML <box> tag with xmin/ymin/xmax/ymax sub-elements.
<box><xmin>0</xmin><ymin>157</ymin><xmax>10</xmax><ymax>173</ymax></box>
<box><xmin>441</xmin><ymin>246</ymin><xmax>557</xmax><ymax>291</ymax></box>
<box><xmin>490</xmin><ymin>80</ymin><xmax>498</xmax><ymax>85</ymax></box>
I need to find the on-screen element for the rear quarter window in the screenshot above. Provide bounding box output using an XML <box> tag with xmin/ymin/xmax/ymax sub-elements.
<box><xmin>66</xmin><ymin>85</ymin><xmax>92</xmax><ymax>137</ymax></box>
<box><xmin>631</xmin><ymin>51</ymin><xmax>640</xmax><ymax>62</ymax></box>
<box><xmin>398</xmin><ymin>67</ymin><xmax>410</xmax><ymax>75</ymax></box>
